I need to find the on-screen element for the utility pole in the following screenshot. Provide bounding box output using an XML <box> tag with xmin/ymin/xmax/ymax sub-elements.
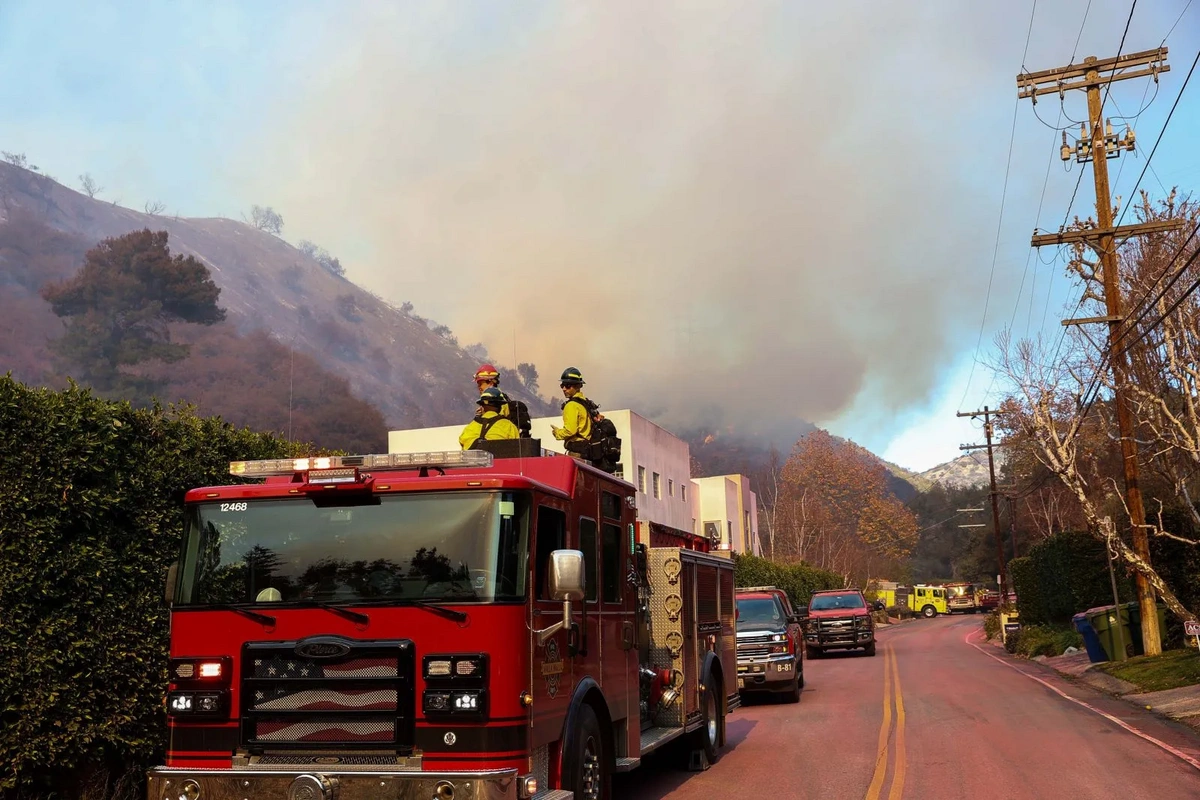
<box><xmin>958</xmin><ymin>406</ymin><xmax>1008</xmax><ymax>600</ymax></box>
<box><xmin>1006</xmin><ymin>494</ymin><xmax>1021</xmax><ymax>559</ymax></box>
<box><xmin>1019</xmin><ymin>48</ymin><xmax>1177</xmax><ymax>655</ymax></box>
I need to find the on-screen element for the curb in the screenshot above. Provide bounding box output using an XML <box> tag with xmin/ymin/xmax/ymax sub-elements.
<box><xmin>1020</xmin><ymin>648</ymin><xmax>1200</xmax><ymax>732</ymax></box>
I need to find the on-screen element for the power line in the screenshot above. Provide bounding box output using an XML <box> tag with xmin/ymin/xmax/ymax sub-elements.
<box><xmin>1114</xmin><ymin>49</ymin><xmax>1198</xmax><ymax>233</ymax></box>
<box><xmin>1116</xmin><ymin>232</ymin><xmax>1200</xmax><ymax>359</ymax></box>
<box><xmin>959</xmin><ymin>0</ymin><xmax>1039</xmax><ymax>410</ymax></box>
<box><xmin>1098</xmin><ymin>48</ymin><xmax>1200</xmax><ymax>347</ymax></box>
<box><xmin>1036</xmin><ymin>2</ymin><xmax>1138</xmax><ymax>374</ymax></box>
<box><xmin>1023</xmin><ymin>114</ymin><xmax>1066</xmax><ymax>336</ymax></box>
<box><xmin>1045</xmin><ymin>45</ymin><xmax>1198</xmax><ymax>448</ymax></box>
<box><xmin>1163</xmin><ymin>0</ymin><xmax>1195</xmax><ymax>45</ymax></box>
<box><xmin>1072</xmin><ymin>0</ymin><xmax>1095</xmax><ymax>63</ymax></box>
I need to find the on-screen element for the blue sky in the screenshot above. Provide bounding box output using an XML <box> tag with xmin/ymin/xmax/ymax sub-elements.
<box><xmin>2</xmin><ymin>1</ymin><xmax>1198</xmax><ymax>470</ymax></box>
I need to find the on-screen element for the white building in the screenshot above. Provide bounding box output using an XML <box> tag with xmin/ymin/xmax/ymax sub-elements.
<box><xmin>387</xmin><ymin>409</ymin><xmax>695</xmax><ymax>532</ymax></box>
<box><xmin>690</xmin><ymin>474</ymin><xmax>761</xmax><ymax>556</ymax></box>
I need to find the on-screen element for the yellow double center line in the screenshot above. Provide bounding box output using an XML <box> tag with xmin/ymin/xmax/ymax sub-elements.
<box><xmin>866</xmin><ymin>645</ymin><xmax>906</xmax><ymax>800</ymax></box>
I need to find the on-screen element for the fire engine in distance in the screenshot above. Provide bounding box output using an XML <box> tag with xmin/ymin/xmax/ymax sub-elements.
<box><xmin>148</xmin><ymin>446</ymin><xmax>740</xmax><ymax>800</ymax></box>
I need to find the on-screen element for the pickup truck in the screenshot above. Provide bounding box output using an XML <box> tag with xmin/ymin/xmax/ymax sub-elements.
<box><xmin>804</xmin><ymin>588</ymin><xmax>876</xmax><ymax>657</ymax></box>
<box><xmin>735</xmin><ymin>586</ymin><xmax>804</xmax><ymax>702</ymax></box>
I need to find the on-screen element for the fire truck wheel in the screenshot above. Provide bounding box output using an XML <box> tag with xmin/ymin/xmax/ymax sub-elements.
<box><xmin>922</xmin><ymin>605</ymin><xmax>937</xmax><ymax>618</ymax></box>
<box><xmin>864</xmin><ymin>641</ymin><xmax>877</xmax><ymax>657</ymax></box>
<box><xmin>563</xmin><ymin>703</ymin><xmax>610</xmax><ymax>800</ymax></box>
<box><xmin>692</xmin><ymin>672</ymin><xmax>723</xmax><ymax>764</ymax></box>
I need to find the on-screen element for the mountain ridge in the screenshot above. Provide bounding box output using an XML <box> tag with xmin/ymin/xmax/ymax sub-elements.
<box><xmin>0</xmin><ymin>162</ymin><xmax>556</xmax><ymax>435</ymax></box>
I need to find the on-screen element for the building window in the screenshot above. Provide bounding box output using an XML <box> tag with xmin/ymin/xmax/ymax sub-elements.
<box><xmin>637</xmin><ymin>466</ymin><xmax>646</xmax><ymax>493</ymax></box>
<box><xmin>681</xmin><ymin>484</ymin><xmax>688</xmax><ymax>502</ymax></box>
<box><xmin>668</xmin><ymin>479</ymin><xmax>674</xmax><ymax>497</ymax></box>
<box><xmin>652</xmin><ymin>472</ymin><xmax>661</xmax><ymax>499</ymax></box>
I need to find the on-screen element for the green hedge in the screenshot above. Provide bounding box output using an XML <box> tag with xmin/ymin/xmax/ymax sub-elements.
<box><xmin>1012</xmin><ymin>624</ymin><xmax>1084</xmax><ymax>659</ymax></box>
<box><xmin>732</xmin><ymin>553</ymin><xmax>843</xmax><ymax>610</ymax></box>
<box><xmin>1008</xmin><ymin>531</ymin><xmax>1131</xmax><ymax>627</ymax></box>
<box><xmin>0</xmin><ymin>377</ymin><xmax>298</xmax><ymax>797</ymax></box>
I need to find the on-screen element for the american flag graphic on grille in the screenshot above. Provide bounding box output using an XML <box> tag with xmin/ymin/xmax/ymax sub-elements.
<box><xmin>243</xmin><ymin>649</ymin><xmax>408</xmax><ymax>746</ymax></box>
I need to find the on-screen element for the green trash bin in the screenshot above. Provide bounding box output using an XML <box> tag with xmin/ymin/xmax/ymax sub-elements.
<box><xmin>1087</xmin><ymin>604</ymin><xmax>1136</xmax><ymax>661</ymax></box>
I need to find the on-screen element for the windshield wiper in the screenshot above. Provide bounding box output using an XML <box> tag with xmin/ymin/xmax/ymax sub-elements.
<box><xmin>407</xmin><ymin>599</ymin><xmax>468</xmax><ymax>623</ymax></box>
<box><xmin>205</xmin><ymin>604</ymin><xmax>277</xmax><ymax>626</ymax></box>
<box><xmin>300</xmin><ymin>602</ymin><xmax>370</xmax><ymax>625</ymax></box>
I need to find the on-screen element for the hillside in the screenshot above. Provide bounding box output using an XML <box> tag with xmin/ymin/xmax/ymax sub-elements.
<box><xmin>917</xmin><ymin>451</ymin><xmax>995</xmax><ymax>489</ymax></box>
<box><xmin>687</xmin><ymin>424</ymin><xmax>921</xmax><ymax>502</ymax></box>
<box><xmin>0</xmin><ymin>163</ymin><xmax>555</xmax><ymax>440</ymax></box>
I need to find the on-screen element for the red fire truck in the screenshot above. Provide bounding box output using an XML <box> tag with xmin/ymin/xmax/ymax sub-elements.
<box><xmin>148</xmin><ymin>448</ymin><xmax>739</xmax><ymax>800</ymax></box>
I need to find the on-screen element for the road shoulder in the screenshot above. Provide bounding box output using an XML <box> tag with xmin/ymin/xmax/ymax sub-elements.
<box><xmin>991</xmin><ymin>634</ymin><xmax>1200</xmax><ymax>732</ymax></box>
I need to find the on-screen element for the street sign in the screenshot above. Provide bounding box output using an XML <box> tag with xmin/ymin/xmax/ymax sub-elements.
<box><xmin>1185</xmin><ymin>620</ymin><xmax>1200</xmax><ymax>637</ymax></box>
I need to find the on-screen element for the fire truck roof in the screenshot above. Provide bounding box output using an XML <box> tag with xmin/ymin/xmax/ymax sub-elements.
<box><xmin>185</xmin><ymin>450</ymin><xmax>634</xmax><ymax>503</ymax></box>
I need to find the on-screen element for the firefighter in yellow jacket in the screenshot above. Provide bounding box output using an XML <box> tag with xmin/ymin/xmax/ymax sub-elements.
<box><xmin>473</xmin><ymin>363</ymin><xmax>510</xmax><ymax>418</ymax></box>
<box><xmin>459</xmin><ymin>388</ymin><xmax>519</xmax><ymax>450</ymax></box>
<box><xmin>552</xmin><ymin>367</ymin><xmax>592</xmax><ymax>459</ymax></box>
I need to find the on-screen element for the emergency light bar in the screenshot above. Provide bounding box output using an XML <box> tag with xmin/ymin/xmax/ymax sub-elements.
<box><xmin>229</xmin><ymin>450</ymin><xmax>494</xmax><ymax>479</ymax></box>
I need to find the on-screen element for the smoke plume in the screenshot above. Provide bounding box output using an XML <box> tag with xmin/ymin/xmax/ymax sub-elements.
<box><xmin>233</xmin><ymin>1</ymin><xmax>1156</xmax><ymax>441</ymax></box>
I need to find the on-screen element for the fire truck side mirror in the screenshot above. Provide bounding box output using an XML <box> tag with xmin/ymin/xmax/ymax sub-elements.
<box><xmin>164</xmin><ymin>561</ymin><xmax>179</xmax><ymax>607</ymax></box>
<box><xmin>548</xmin><ymin>550</ymin><xmax>585</xmax><ymax>603</ymax></box>
<box><xmin>536</xmin><ymin>550</ymin><xmax>585</xmax><ymax>646</ymax></box>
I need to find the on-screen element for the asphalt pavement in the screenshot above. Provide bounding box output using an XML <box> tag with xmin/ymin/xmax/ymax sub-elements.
<box><xmin>616</xmin><ymin>615</ymin><xmax>1200</xmax><ymax>799</ymax></box>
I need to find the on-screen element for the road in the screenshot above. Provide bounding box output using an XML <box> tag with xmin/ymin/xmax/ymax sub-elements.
<box><xmin>616</xmin><ymin>615</ymin><xmax>1200</xmax><ymax>799</ymax></box>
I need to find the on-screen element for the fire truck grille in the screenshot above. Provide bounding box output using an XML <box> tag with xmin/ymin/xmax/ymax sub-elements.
<box><xmin>254</xmin><ymin>720</ymin><xmax>395</xmax><ymax>742</ymax></box>
<box><xmin>241</xmin><ymin>639</ymin><xmax>414</xmax><ymax>753</ymax></box>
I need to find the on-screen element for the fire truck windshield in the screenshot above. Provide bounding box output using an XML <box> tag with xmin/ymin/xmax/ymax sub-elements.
<box><xmin>174</xmin><ymin>491</ymin><xmax>529</xmax><ymax>606</ymax></box>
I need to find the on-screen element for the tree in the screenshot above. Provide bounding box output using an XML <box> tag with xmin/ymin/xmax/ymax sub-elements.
<box><xmin>317</xmin><ymin>252</ymin><xmax>344</xmax><ymax>277</ymax></box>
<box><xmin>79</xmin><ymin>173</ymin><xmax>102</xmax><ymax>198</ymax></box>
<box><xmin>1</xmin><ymin>151</ymin><xmax>29</xmax><ymax>169</ymax></box>
<box><xmin>517</xmin><ymin>362</ymin><xmax>539</xmax><ymax>394</ymax></box>
<box><xmin>994</xmin><ymin>331</ymin><xmax>1196</xmax><ymax>623</ymax></box>
<box><xmin>772</xmin><ymin>429</ymin><xmax>916</xmax><ymax>585</ymax></box>
<box><xmin>248</xmin><ymin>205</ymin><xmax>284</xmax><ymax>235</ymax></box>
<box><xmin>41</xmin><ymin>229</ymin><xmax>226</xmax><ymax>399</ymax></box>
<box><xmin>144</xmin><ymin>200</ymin><xmax>166</xmax><ymax>215</ymax></box>
<box><xmin>295</xmin><ymin>239</ymin><xmax>344</xmax><ymax>276</ymax></box>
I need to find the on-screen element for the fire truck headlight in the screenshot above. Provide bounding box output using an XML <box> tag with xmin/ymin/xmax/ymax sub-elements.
<box><xmin>177</xmin><ymin>779</ymin><xmax>201</xmax><ymax>800</ymax></box>
<box><xmin>423</xmin><ymin>692</ymin><xmax>451</xmax><ymax>713</ymax></box>
<box><xmin>167</xmin><ymin>690</ymin><xmax>227</xmax><ymax>718</ymax></box>
<box><xmin>771</xmin><ymin>634</ymin><xmax>786</xmax><ymax>642</ymax></box>
<box><xmin>452</xmin><ymin>692</ymin><xmax>479</xmax><ymax>711</ymax></box>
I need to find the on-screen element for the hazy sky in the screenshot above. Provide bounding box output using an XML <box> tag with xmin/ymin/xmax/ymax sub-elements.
<box><xmin>2</xmin><ymin>1</ymin><xmax>1198</xmax><ymax>470</ymax></box>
